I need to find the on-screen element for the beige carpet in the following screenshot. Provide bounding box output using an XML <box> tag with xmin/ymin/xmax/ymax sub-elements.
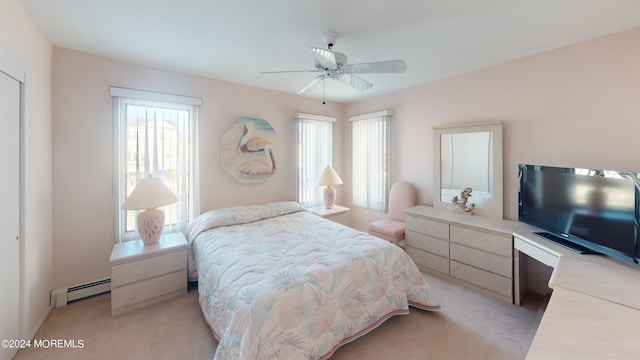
<box><xmin>15</xmin><ymin>273</ymin><xmax>545</xmax><ymax>359</ymax></box>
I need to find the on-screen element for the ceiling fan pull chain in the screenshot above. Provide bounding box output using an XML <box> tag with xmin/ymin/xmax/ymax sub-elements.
<box><xmin>322</xmin><ymin>78</ymin><xmax>326</xmax><ymax>105</ymax></box>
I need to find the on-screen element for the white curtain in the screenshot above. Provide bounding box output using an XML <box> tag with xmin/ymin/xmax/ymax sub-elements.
<box><xmin>351</xmin><ymin>110</ymin><xmax>391</xmax><ymax>212</ymax></box>
<box><xmin>111</xmin><ymin>87</ymin><xmax>201</xmax><ymax>242</ymax></box>
<box><xmin>295</xmin><ymin>113</ymin><xmax>335</xmax><ymax>208</ymax></box>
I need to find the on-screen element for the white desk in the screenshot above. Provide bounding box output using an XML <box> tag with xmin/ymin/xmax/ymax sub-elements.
<box><xmin>513</xmin><ymin>225</ymin><xmax>575</xmax><ymax>305</ymax></box>
<box><xmin>527</xmin><ymin>286</ymin><xmax>640</xmax><ymax>360</ymax></box>
<box><xmin>514</xmin><ymin>225</ymin><xmax>640</xmax><ymax>359</ymax></box>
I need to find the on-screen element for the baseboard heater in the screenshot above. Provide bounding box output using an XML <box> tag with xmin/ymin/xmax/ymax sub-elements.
<box><xmin>50</xmin><ymin>278</ymin><xmax>111</xmax><ymax>308</ymax></box>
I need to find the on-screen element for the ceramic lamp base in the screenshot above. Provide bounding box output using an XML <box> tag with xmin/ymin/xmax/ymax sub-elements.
<box><xmin>137</xmin><ymin>208</ymin><xmax>165</xmax><ymax>245</ymax></box>
<box><xmin>323</xmin><ymin>185</ymin><xmax>336</xmax><ymax>209</ymax></box>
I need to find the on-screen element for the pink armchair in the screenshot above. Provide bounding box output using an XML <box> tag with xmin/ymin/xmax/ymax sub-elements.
<box><xmin>368</xmin><ymin>181</ymin><xmax>417</xmax><ymax>245</ymax></box>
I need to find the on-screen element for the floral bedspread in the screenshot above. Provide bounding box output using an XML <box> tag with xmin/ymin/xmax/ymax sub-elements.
<box><xmin>185</xmin><ymin>201</ymin><xmax>440</xmax><ymax>360</ymax></box>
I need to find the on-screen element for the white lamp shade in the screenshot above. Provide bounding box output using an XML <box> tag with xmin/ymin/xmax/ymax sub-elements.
<box><xmin>316</xmin><ymin>166</ymin><xmax>343</xmax><ymax>186</ymax></box>
<box><xmin>121</xmin><ymin>176</ymin><xmax>178</xmax><ymax>210</ymax></box>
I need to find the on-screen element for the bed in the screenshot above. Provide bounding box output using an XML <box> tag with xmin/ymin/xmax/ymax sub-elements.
<box><xmin>184</xmin><ymin>201</ymin><xmax>440</xmax><ymax>360</ymax></box>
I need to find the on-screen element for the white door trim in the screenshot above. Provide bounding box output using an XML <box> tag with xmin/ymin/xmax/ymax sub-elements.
<box><xmin>0</xmin><ymin>47</ymin><xmax>24</xmax><ymax>360</ymax></box>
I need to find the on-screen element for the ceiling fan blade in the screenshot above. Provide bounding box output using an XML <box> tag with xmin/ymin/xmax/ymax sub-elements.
<box><xmin>260</xmin><ymin>69</ymin><xmax>321</xmax><ymax>74</ymax></box>
<box><xmin>345</xmin><ymin>59</ymin><xmax>407</xmax><ymax>73</ymax></box>
<box><xmin>311</xmin><ymin>47</ymin><xmax>337</xmax><ymax>69</ymax></box>
<box><xmin>297</xmin><ymin>75</ymin><xmax>324</xmax><ymax>94</ymax></box>
<box><xmin>338</xmin><ymin>73</ymin><xmax>373</xmax><ymax>91</ymax></box>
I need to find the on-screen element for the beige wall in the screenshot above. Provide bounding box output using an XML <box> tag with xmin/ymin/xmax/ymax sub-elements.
<box><xmin>1</xmin><ymin>0</ymin><xmax>53</xmax><ymax>339</ymax></box>
<box><xmin>51</xmin><ymin>47</ymin><xmax>346</xmax><ymax>289</ymax></box>
<box><xmin>345</xmin><ymin>27</ymin><xmax>640</xmax><ymax>231</ymax></box>
<box><xmin>52</xmin><ymin>26</ymin><xmax>640</xmax><ymax>293</ymax></box>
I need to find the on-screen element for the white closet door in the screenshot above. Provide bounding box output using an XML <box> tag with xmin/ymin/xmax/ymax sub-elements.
<box><xmin>0</xmin><ymin>69</ymin><xmax>20</xmax><ymax>360</ymax></box>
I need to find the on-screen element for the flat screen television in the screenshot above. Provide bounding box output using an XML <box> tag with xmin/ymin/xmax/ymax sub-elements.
<box><xmin>518</xmin><ymin>164</ymin><xmax>640</xmax><ymax>265</ymax></box>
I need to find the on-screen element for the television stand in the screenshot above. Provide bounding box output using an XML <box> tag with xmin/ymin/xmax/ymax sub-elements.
<box><xmin>534</xmin><ymin>232</ymin><xmax>595</xmax><ymax>254</ymax></box>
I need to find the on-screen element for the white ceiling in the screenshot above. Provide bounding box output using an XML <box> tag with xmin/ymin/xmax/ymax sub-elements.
<box><xmin>18</xmin><ymin>0</ymin><xmax>640</xmax><ymax>103</ymax></box>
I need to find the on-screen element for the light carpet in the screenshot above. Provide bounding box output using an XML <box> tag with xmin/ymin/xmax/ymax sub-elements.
<box><xmin>15</xmin><ymin>273</ymin><xmax>544</xmax><ymax>359</ymax></box>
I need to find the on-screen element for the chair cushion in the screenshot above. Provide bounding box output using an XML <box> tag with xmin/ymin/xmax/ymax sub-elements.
<box><xmin>368</xmin><ymin>219</ymin><xmax>406</xmax><ymax>244</ymax></box>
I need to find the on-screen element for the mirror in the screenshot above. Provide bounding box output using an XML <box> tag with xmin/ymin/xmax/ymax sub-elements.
<box><xmin>434</xmin><ymin>121</ymin><xmax>503</xmax><ymax>219</ymax></box>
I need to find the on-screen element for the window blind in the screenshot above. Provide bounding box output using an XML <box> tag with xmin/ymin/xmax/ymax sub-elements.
<box><xmin>295</xmin><ymin>113</ymin><xmax>335</xmax><ymax>207</ymax></box>
<box><xmin>111</xmin><ymin>88</ymin><xmax>200</xmax><ymax>242</ymax></box>
<box><xmin>351</xmin><ymin>110</ymin><xmax>391</xmax><ymax>212</ymax></box>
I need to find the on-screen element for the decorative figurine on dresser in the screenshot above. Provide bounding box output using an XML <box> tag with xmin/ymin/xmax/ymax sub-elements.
<box><xmin>452</xmin><ymin>187</ymin><xmax>475</xmax><ymax>214</ymax></box>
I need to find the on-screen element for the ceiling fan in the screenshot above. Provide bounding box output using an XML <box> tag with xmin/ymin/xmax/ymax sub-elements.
<box><xmin>260</xmin><ymin>32</ymin><xmax>407</xmax><ymax>95</ymax></box>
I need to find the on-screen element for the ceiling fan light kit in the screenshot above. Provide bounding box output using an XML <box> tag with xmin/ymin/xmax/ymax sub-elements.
<box><xmin>260</xmin><ymin>31</ymin><xmax>407</xmax><ymax>98</ymax></box>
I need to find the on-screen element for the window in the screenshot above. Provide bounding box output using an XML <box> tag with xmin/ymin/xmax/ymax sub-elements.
<box><xmin>111</xmin><ymin>87</ymin><xmax>201</xmax><ymax>242</ymax></box>
<box><xmin>351</xmin><ymin>110</ymin><xmax>391</xmax><ymax>212</ymax></box>
<box><xmin>295</xmin><ymin>113</ymin><xmax>335</xmax><ymax>207</ymax></box>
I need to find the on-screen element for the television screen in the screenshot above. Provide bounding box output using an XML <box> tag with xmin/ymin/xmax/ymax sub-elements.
<box><xmin>518</xmin><ymin>164</ymin><xmax>640</xmax><ymax>264</ymax></box>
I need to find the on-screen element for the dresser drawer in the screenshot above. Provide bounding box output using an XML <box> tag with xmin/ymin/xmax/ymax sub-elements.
<box><xmin>406</xmin><ymin>230</ymin><xmax>449</xmax><ymax>257</ymax></box>
<box><xmin>450</xmin><ymin>243</ymin><xmax>511</xmax><ymax>277</ymax></box>
<box><xmin>450</xmin><ymin>261</ymin><xmax>511</xmax><ymax>298</ymax></box>
<box><xmin>327</xmin><ymin>212</ymin><xmax>349</xmax><ymax>226</ymax></box>
<box><xmin>406</xmin><ymin>215</ymin><xmax>449</xmax><ymax>240</ymax></box>
<box><xmin>112</xmin><ymin>250</ymin><xmax>186</xmax><ymax>287</ymax></box>
<box><xmin>450</xmin><ymin>225</ymin><xmax>512</xmax><ymax>257</ymax></box>
<box><xmin>406</xmin><ymin>246</ymin><xmax>449</xmax><ymax>275</ymax></box>
<box><xmin>111</xmin><ymin>269</ymin><xmax>186</xmax><ymax>311</ymax></box>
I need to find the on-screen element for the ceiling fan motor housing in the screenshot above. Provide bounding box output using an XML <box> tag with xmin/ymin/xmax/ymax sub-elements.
<box><xmin>322</xmin><ymin>31</ymin><xmax>338</xmax><ymax>49</ymax></box>
<box><xmin>333</xmin><ymin>52</ymin><xmax>348</xmax><ymax>69</ymax></box>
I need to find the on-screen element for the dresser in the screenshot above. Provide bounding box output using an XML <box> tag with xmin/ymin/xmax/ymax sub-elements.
<box><xmin>405</xmin><ymin>205</ymin><xmax>519</xmax><ymax>303</ymax></box>
<box><xmin>109</xmin><ymin>232</ymin><xmax>188</xmax><ymax>316</ymax></box>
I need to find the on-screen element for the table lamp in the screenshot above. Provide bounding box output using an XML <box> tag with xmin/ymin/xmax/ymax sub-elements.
<box><xmin>121</xmin><ymin>175</ymin><xmax>178</xmax><ymax>245</ymax></box>
<box><xmin>317</xmin><ymin>165</ymin><xmax>343</xmax><ymax>209</ymax></box>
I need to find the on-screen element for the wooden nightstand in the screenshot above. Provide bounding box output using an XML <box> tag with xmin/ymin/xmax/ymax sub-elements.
<box><xmin>109</xmin><ymin>232</ymin><xmax>187</xmax><ymax>316</ymax></box>
<box><xmin>309</xmin><ymin>205</ymin><xmax>350</xmax><ymax>226</ymax></box>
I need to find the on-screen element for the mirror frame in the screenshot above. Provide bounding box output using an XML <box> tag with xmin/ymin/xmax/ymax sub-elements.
<box><xmin>433</xmin><ymin>121</ymin><xmax>503</xmax><ymax>219</ymax></box>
